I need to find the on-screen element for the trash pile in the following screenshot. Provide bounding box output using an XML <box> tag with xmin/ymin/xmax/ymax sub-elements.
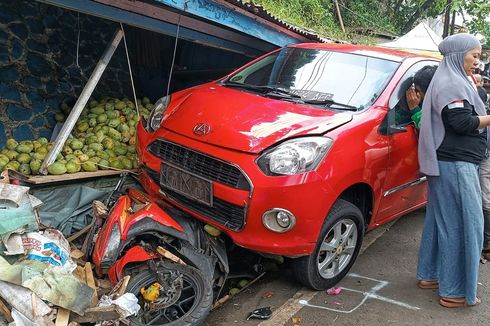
<box><xmin>0</xmin><ymin>97</ymin><xmax>153</xmax><ymax>175</ymax></box>
<box><xmin>0</xmin><ymin>176</ymin><xmax>140</xmax><ymax>325</ymax></box>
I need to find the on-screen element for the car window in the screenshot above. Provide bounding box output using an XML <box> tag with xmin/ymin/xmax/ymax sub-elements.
<box><xmin>225</xmin><ymin>48</ymin><xmax>399</xmax><ymax>110</ymax></box>
<box><xmin>390</xmin><ymin>61</ymin><xmax>439</xmax><ymax>126</ymax></box>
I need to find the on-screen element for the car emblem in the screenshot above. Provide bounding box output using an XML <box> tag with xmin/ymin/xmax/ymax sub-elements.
<box><xmin>193</xmin><ymin>123</ymin><xmax>211</xmax><ymax>136</ymax></box>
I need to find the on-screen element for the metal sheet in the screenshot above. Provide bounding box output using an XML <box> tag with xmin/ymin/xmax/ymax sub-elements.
<box><xmin>153</xmin><ymin>0</ymin><xmax>302</xmax><ymax>46</ymax></box>
<box><xmin>35</xmin><ymin>0</ymin><xmax>266</xmax><ymax>57</ymax></box>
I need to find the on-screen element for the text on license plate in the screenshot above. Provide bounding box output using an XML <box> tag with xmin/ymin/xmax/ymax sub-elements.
<box><xmin>160</xmin><ymin>164</ymin><xmax>213</xmax><ymax>206</ymax></box>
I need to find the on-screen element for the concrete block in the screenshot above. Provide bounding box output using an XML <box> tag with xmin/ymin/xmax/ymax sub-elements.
<box><xmin>45</xmin><ymin>83</ymin><xmax>57</xmax><ymax>96</ymax></box>
<box><xmin>31</xmin><ymin>116</ymin><xmax>45</xmax><ymax>128</ymax></box>
<box><xmin>45</xmin><ymin>111</ymin><xmax>57</xmax><ymax>126</ymax></box>
<box><xmin>11</xmin><ymin>39</ymin><xmax>24</xmax><ymax>60</ymax></box>
<box><xmin>38</xmin><ymin>128</ymin><xmax>52</xmax><ymax>140</ymax></box>
<box><xmin>42</xmin><ymin>16</ymin><xmax>58</xmax><ymax>29</ymax></box>
<box><xmin>25</xmin><ymin>77</ymin><xmax>42</xmax><ymax>89</ymax></box>
<box><xmin>26</xmin><ymin>39</ymin><xmax>47</xmax><ymax>53</ymax></box>
<box><xmin>26</xmin><ymin>18</ymin><xmax>44</xmax><ymax>34</ymax></box>
<box><xmin>0</xmin><ymin>46</ymin><xmax>8</xmax><ymax>62</ymax></box>
<box><xmin>7</xmin><ymin>104</ymin><xmax>32</xmax><ymax>122</ymax></box>
<box><xmin>46</xmin><ymin>98</ymin><xmax>59</xmax><ymax>111</ymax></box>
<box><xmin>0</xmin><ymin>29</ymin><xmax>8</xmax><ymax>45</ymax></box>
<box><xmin>13</xmin><ymin>125</ymin><xmax>34</xmax><ymax>141</ymax></box>
<box><xmin>0</xmin><ymin>84</ymin><xmax>21</xmax><ymax>102</ymax></box>
<box><xmin>0</xmin><ymin>67</ymin><xmax>20</xmax><ymax>82</ymax></box>
<box><xmin>27</xmin><ymin>53</ymin><xmax>52</xmax><ymax>76</ymax></box>
<box><xmin>0</xmin><ymin>6</ymin><xmax>17</xmax><ymax>23</ymax></box>
<box><xmin>32</xmin><ymin>101</ymin><xmax>46</xmax><ymax>114</ymax></box>
<box><xmin>8</xmin><ymin>23</ymin><xmax>28</xmax><ymax>40</ymax></box>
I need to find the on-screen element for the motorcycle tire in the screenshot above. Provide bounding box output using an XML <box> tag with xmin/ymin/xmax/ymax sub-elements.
<box><xmin>126</xmin><ymin>262</ymin><xmax>213</xmax><ymax>326</ymax></box>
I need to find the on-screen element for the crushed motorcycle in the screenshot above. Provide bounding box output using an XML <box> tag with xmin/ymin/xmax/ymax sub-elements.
<box><xmin>90</xmin><ymin>174</ymin><xmax>270</xmax><ymax>325</ymax></box>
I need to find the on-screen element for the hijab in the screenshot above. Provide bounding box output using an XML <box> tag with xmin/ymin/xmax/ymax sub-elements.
<box><xmin>418</xmin><ymin>33</ymin><xmax>485</xmax><ymax>176</ymax></box>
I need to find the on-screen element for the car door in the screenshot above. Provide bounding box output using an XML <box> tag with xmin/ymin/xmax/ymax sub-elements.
<box><xmin>376</xmin><ymin>61</ymin><xmax>438</xmax><ymax>223</ymax></box>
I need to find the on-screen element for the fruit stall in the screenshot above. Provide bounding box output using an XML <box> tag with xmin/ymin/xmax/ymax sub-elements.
<box><xmin>0</xmin><ymin>1</ymin><xmax>330</xmax><ymax>324</ymax></box>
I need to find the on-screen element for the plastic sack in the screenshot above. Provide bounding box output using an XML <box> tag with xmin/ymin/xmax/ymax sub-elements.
<box><xmin>22</xmin><ymin>229</ymin><xmax>70</xmax><ymax>267</ymax></box>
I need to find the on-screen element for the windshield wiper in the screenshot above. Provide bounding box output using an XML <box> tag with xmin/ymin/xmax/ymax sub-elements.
<box><xmin>301</xmin><ymin>99</ymin><xmax>359</xmax><ymax>111</ymax></box>
<box><xmin>221</xmin><ymin>81</ymin><xmax>301</xmax><ymax>98</ymax></box>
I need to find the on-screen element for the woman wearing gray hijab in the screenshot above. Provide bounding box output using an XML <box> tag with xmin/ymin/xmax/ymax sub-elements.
<box><xmin>417</xmin><ymin>33</ymin><xmax>488</xmax><ymax>308</ymax></box>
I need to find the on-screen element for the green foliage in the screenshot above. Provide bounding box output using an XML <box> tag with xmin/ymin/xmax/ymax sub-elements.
<box><xmin>454</xmin><ymin>0</ymin><xmax>490</xmax><ymax>46</ymax></box>
<box><xmin>342</xmin><ymin>0</ymin><xmax>400</xmax><ymax>35</ymax></box>
<box><xmin>250</xmin><ymin>0</ymin><xmax>342</xmax><ymax>38</ymax></box>
<box><xmin>248</xmin><ymin>0</ymin><xmax>490</xmax><ymax>45</ymax></box>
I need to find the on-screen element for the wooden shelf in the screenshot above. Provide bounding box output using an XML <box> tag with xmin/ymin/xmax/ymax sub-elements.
<box><xmin>7</xmin><ymin>169</ymin><xmax>136</xmax><ymax>185</ymax></box>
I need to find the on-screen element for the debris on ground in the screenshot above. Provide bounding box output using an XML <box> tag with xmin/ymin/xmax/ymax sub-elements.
<box><xmin>292</xmin><ymin>316</ymin><xmax>301</xmax><ymax>325</ymax></box>
<box><xmin>262</xmin><ymin>291</ymin><xmax>274</xmax><ymax>299</ymax></box>
<box><xmin>0</xmin><ymin>182</ymin><xmax>138</xmax><ymax>325</ymax></box>
<box><xmin>326</xmin><ymin>287</ymin><xmax>343</xmax><ymax>295</ymax></box>
<box><xmin>246</xmin><ymin>307</ymin><xmax>272</xmax><ymax>320</ymax></box>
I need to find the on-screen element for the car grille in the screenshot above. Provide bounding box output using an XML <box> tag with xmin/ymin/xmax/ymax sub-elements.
<box><xmin>143</xmin><ymin>166</ymin><xmax>246</xmax><ymax>231</ymax></box>
<box><xmin>148</xmin><ymin>140</ymin><xmax>250</xmax><ymax>191</ymax></box>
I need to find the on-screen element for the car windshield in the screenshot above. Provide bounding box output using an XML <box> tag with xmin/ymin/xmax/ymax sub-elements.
<box><xmin>223</xmin><ymin>47</ymin><xmax>400</xmax><ymax>110</ymax></box>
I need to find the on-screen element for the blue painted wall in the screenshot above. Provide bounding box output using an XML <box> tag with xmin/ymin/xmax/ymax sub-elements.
<box><xmin>0</xmin><ymin>0</ymin><xmax>256</xmax><ymax>147</ymax></box>
<box><xmin>0</xmin><ymin>0</ymin><xmax>132</xmax><ymax>146</ymax></box>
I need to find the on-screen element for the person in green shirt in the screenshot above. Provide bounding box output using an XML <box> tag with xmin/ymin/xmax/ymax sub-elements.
<box><xmin>405</xmin><ymin>65</ymin><xmax>438</xmax><ymax>129</ymax></box>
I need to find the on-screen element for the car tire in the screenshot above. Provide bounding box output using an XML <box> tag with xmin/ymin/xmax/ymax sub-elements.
<box><xmin>292</xmin><ymin>199</ymin><xmax>365</xmax><ymax>290</ymax></box>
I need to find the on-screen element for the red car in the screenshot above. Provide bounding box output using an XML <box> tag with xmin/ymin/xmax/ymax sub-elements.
<box><xmin>136</xmin><ymin>43</ymin><xmax>439</xmax><ymax>290</ymax></box>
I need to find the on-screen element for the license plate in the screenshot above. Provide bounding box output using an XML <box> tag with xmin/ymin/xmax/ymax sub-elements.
<box><xmin>160</xmin><ymin>164</ymin><xmax>213</xmax><ymax>206</ymax></box>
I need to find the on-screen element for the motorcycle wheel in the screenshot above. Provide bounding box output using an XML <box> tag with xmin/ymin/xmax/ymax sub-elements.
<box><xmin>126</xmin><ymin>262</ymin><xmax>213</xmax><ymax>326</ymax></box>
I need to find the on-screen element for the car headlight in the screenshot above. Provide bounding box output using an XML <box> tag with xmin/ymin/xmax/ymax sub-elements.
<box><xmin>257</xmin><ymin>137</ymin><xmax>333</xmax><ymax>175</ymax></box>
<box><xmin>101</xmin><ymin>223</ymin><xmax>121</xmax><ymax>264</ymax></box>
<box><xmin>145</xmin><ymin>95</ymin><xmax>171</xmax><ymax>132</ymax></box>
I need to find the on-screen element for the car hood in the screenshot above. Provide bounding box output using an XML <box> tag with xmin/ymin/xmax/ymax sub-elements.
<box><xmin>162</xmin><ymin>84</ymin><xmax>353</xmax><ymax>153</ymax></box>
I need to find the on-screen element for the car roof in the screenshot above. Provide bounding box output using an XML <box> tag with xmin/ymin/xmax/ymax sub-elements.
<box><xmin>288</xmin><ymin>43</ymin><xmax>436</xmax><ymax>62</ymax></box>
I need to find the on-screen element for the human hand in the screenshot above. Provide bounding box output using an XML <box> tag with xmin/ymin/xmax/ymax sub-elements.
<box><xmin>406</xmin><ymin>87</ymin><xmax>421</xmax><ymax>110</ymax></box>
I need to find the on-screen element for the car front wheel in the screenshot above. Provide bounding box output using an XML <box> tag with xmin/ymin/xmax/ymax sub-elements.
<box><xmin>292</xmin><ymin>199</ymin><xmax>365</xmax><ymax>290</ymax></box>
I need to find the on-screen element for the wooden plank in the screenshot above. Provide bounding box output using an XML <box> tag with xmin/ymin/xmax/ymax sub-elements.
<box><xmin>84</xmin><ymin>263</ymin><xmax>98</xmax><ymax>307</ymax></box>
<box><xmin>0</xmin><ymin>297</ymin><xmax>13</xmax><ymax>323</ymax></box>
<box><xmin>73</xmin><ymin>266</ymin><xmax>87</xmax><ymax>283</ymax></box>
<box><xmin>55</xmin><ymin>308</ymin><xmax>70</xmax><ymax>326</ymax></box>
<box><xmin>71</xmin><ymin>306</ymin><xmax>121</xmax><ymax>323</ymax></box>
<box><xmin>114</xmin><ymin>276</ymin><xmax>131</xmax><ymax>298</ymax></box>
<box><xmin>70</xmin><ymin>248</ymin><xmax>86</xmax><ymax>260</ymax></box>
<box><xmin>67</xmin><ymin>223</ymin><xmax>94</xmax><ymax>243</ymax></box>
<box><xmin>8</xmin><ymin>169</ymin><xmax>135</xmax><ymax>185</ymax></box>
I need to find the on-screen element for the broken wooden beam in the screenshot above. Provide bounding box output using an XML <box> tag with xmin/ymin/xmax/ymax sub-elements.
<box><xmin>55</xmin><ymin>308</ymin><xmax>70</xmax><ymax>326</ymax></box>
<box><xmin>70</xmin><ymin>306</ymin><xmax>122</xmax><ymax>323</ymax></box>
<box><xmin>0</xmin><ymin>297</ymin><xmax>13</xmax><ymax>323</ymax></box>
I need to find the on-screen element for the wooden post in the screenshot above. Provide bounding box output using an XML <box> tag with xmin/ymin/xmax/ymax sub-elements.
<box><xmin>333</xmin><ymin>0</ymin><xmax>345</xmax><ymax>33</ymax></box>
<box><xmin>442</xmin><ymin>0</ymin><xmax>452</xmax><ymax>38</ymax></box>
<box><xmin>40</xmin><ymin>29</ymin><xmax>124</xmax><ymax>174</ymax></box>
<box><xmin>450</xmin><ymin>10</ymin><xmax>456</xmax><ymax>35</ymax></box>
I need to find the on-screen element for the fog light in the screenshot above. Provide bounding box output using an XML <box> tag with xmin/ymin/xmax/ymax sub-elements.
<box><xmin>276</xmin><ymin>211</ymin><xmax>291</xmax><ymax>228</ymax></box>
<box><xmin>262</xmin><ymin>208</ymin><xmax>296</xmax><ymax>233</ymax></box>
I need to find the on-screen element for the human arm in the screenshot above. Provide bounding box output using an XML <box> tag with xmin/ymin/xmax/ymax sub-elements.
<box><xmin>443</xmin><ymin>101</ymin><xmax>480</xmax><ymax>133</ymax></box>
<box><xmin>406</xmin><ymin>87</ymin><xmax>422</xmax><ymax>110</ymax></box>
<box><xmin>478</xmin><ymin>114</ymin><xmax>490</xmax><ymax>128</ymax></box>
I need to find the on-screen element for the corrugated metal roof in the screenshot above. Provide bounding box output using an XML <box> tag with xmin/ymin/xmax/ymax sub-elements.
<box><xmin>222</xmin><ymin>0</ymin><xmax>346</xmax><ymax>44</ymax></box>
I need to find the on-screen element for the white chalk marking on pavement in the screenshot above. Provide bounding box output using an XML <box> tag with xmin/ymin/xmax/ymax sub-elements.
<box><xmin>259</xmin><ymin>222</ymin><xmax>397</xmax><ymax>325</ymax></box>
<box><xmin>300</xmin><ymin>274</ymin><xmax>420</xmax><ymax>313</ymax></box>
